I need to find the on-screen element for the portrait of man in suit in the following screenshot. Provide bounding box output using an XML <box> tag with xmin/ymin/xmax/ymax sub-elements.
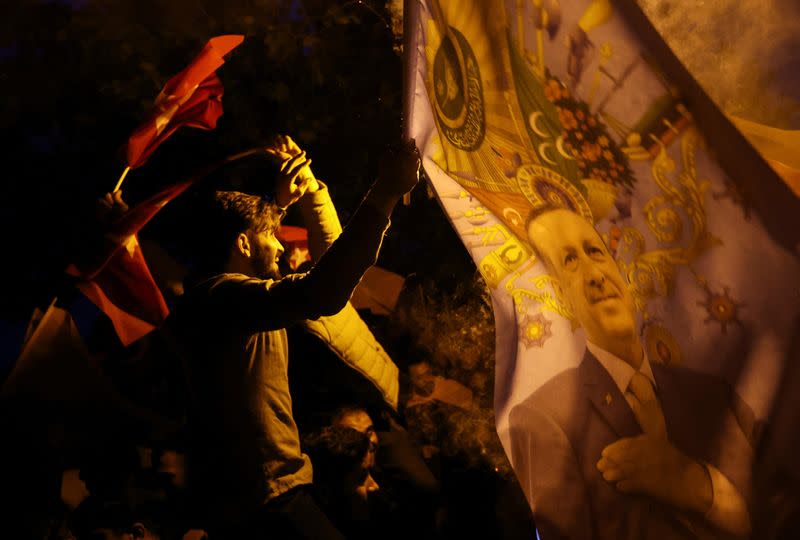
<box><xmin>509</xmin><ymin>207</ymin><xmax>757</xmax><ymax>539</ymax></box>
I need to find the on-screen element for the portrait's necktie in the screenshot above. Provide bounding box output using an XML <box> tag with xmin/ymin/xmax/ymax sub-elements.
<box><xmin>625</xmin><ymin>371</ymin><xmax>667</xmax><ymax>439</ymax></box>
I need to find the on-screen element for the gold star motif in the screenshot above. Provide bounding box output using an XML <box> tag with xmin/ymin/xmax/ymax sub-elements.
<box><xmin>519</xmin><ymin>313</ymin><xmax>553</xmax><ymax>349</ymax></box>
<box><xmin>697</xmin><ymin>284</ymin><xmax>744</xmax><ymax>334</ymax></box>
<box><xmin>604</xmin><ymin>393</ymin><xmax>613</xmax><ymax>405</ymax></box>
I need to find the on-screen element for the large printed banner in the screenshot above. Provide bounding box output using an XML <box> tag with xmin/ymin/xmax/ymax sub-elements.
<box><xmin>405</xmin><ymin>0</ymin><xmax>800</xmax><ymax>537</ymax></box>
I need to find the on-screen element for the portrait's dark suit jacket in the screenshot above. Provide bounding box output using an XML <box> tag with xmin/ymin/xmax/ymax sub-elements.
<box><xmin>509</xmin><ymin>350</ymin><xmax>758</xmax><ymax>540</ymax></box>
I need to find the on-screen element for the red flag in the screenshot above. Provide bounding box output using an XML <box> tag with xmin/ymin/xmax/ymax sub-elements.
<box><xmin>68</xmin><ymin>180</ymin><xmax>193</xmax><ymax>345</ymax></box>
<box><xmin>125</xmin><ymin>34</ymin><xmax>244</xmax><ymax>169</ymax></box>
<box><xmin>276</xmin><ymin>225</ymin><xmax>312</xmax><ymax>271</ymax></box>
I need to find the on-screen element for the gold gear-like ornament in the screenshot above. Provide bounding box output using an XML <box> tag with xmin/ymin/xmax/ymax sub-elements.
<box><xmin>697</xmin><ymin>284</ymin><xmax>744</xmax><ymax>335</ymax></box>
<box><xmin>519</xmin><ymin>312</ymin><xmax>553</xmax><ymax>349</ymax></box>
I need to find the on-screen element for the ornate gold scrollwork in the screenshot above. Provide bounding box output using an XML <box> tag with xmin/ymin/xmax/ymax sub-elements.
<box><xmin>617</xmin><ymin>128</ymin><xmax>721</xmax><ymax>315</ymax></box>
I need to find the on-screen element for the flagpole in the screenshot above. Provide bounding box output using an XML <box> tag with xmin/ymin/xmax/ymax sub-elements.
<box><xmin>402</xmin><ymin>0</ymin><xmax>420</xmax><ymax>206</ymax></box>
<box><xmin>113</xmin><ymin>166</ymin><xmax>131</xmax><ymax>193</ymax></box>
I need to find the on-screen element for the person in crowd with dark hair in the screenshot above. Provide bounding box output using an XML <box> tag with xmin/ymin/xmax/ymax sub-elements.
<box><xmin>167</xmin><ymin>135</ymin><xmax>419</xmax><ymax>539</ymax></box>
<box><xmin>332</xmin><ymin>404</ymin><xmax>442</xmax><ymax>539</ymax></box>
<box><xmin>332</xmin><ymin>406</ymin><xmax>380</xmax><ymax>456</ymax></box>
<box><xmin>303</xmin><ymin>425</ymin><xmax>381</xmax><ymax>539</ymax></box>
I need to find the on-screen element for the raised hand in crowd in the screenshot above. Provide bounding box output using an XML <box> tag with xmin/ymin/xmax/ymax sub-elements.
<box><xmin>266</xmin><ymin>134</ymin><xmax>319</xmax><ymax>205</ymax></box>
<box><xmin>367</xmin><ymin>138</ymin><xmax>421</xmax><ymax>217</ymax></box>
<box><xmin>268</xmin><ymin>134</ymin><xmax>316</xmax><ymax>182</ymax></box>
<box><xmin>271</xmin><ymin>151</ymin><xmax>314</xmax><ymax>209</ymax></box>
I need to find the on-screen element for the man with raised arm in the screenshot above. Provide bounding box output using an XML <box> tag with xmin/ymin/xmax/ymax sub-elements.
<box><xmin>169</xmin><ymin>137</ymin><xmax>419</xmax><ymax>539</ymax></box>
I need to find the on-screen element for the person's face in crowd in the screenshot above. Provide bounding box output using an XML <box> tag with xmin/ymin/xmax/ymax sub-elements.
<box><xmin>332</xmin><ymin>411</ymin><xmax>380</xmax><ymax>519</ymax></box>
<box><xmin>343</xmin><ymin>448</ymin><xmax>380</xmax><ymax>520</ymax></box>
<box><xmin>527</xmin><ymin>209</ymin><xmax>637</xmax><ymax>351</ymax></box>
<box><xmin>357</xmin><ymin>443</ymin><xmax>379</xmax><ymax>497</ymax></box>
<box><xmin>249</xmin><ymin>229</ymin><xmax>284</xmax><ymax>280</ymax></box>
<box><xmin>408</xmin><ymin>361</ymin><xmax>435</xmax><ymax>395</ymax></box>
<box><xmin>335</xmin><ymin>410</ymin><xmax>379</xmax><ymax>450</ymax></box>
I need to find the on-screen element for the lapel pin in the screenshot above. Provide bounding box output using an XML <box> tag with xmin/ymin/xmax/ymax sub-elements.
<box><xmin>604</xmin><ymin>393</ymin><xmax>613</xmax><ymax>406</ymax></box>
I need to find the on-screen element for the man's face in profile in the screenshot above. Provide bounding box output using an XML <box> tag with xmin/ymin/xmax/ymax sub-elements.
<box><xmin>249</xmin><ymin>229</ymin><xmax>284</xmax><ymax>280</ymax></box>
<box><xmin>527</xmin><ymin>209</ymin><xmax>636</xmax><ymax>349</ymax></box>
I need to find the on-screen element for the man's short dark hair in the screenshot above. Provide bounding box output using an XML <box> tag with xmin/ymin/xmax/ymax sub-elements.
<box><xmin>193</xmin><ymin>190</ymin><xmax>284</xmax><ymax>274</ymax></box>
